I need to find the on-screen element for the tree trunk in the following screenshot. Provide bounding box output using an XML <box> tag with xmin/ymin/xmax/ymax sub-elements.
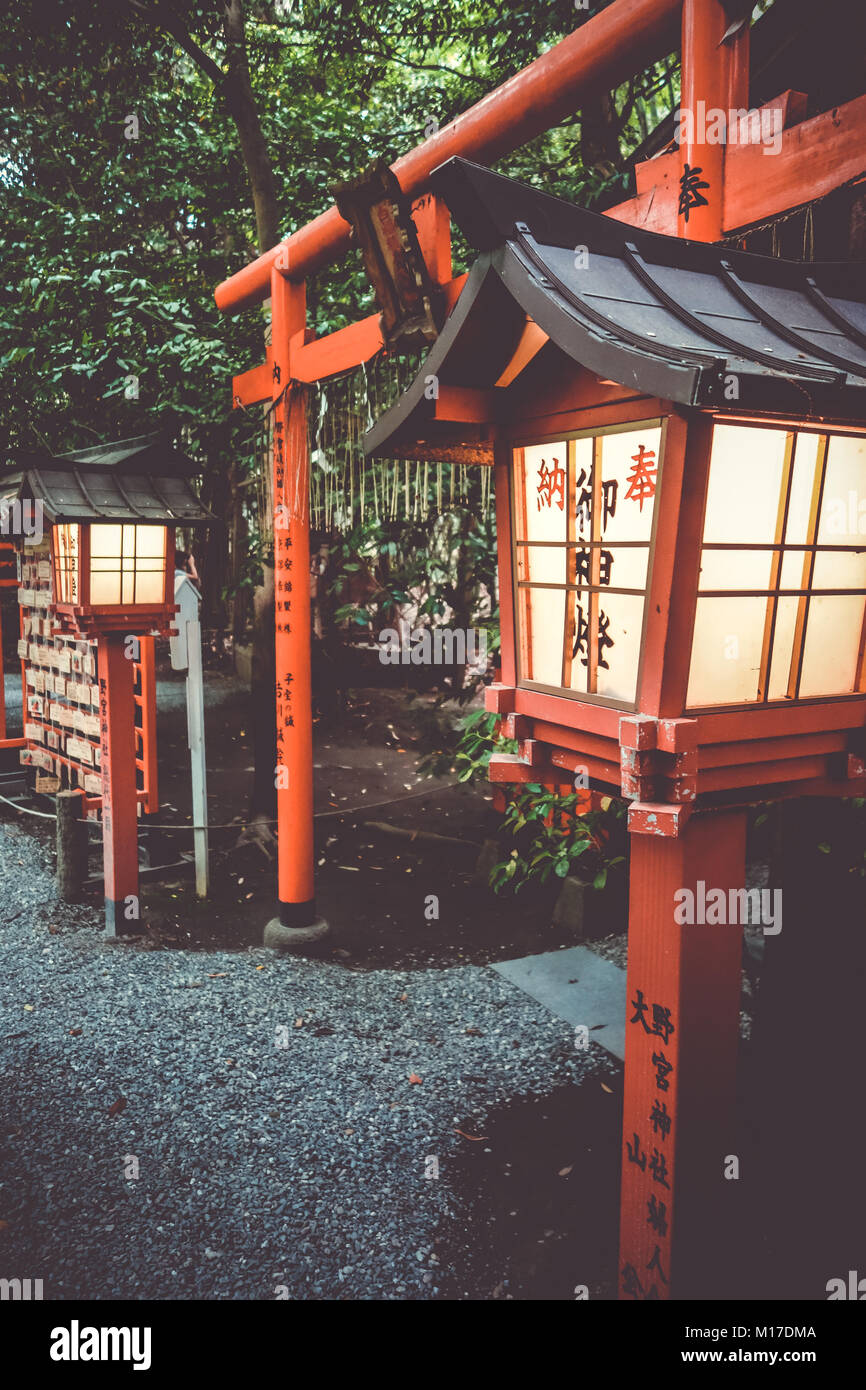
<box><xmin>219</xmin><ymin>1</ymin><xmax>282</xmax><ymax>819</ymax></box>
<box><xmin>222</xmin><ymin>0</ymin><xmax>281</xmax><ymax>252</ymax></box>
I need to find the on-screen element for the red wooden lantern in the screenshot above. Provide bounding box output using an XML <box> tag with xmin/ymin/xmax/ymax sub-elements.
<box><xmin>5</xmin><ymin>434</ymin><xmax>212</xmax><ymax>934</ymax></box>
<box><xmin>366</xmin><ymin>158</ymin><xmax>866</xmax><ymax>1297</ymax></box>
<box><xmin>51</xmin><ymin>520</ymin><xmax>174</xmax><ymax>639</ymax></box>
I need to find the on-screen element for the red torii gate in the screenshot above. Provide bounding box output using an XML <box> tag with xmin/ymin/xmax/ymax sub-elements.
<box><xmin>217</xmin><ymin>0</ymin><xmax>866</xmax><ymax>934</ymax></box>
<box><xmin>215</xmin><ymin>0</ymin><xmax>866</xmax><ymax>1288</ymax></box>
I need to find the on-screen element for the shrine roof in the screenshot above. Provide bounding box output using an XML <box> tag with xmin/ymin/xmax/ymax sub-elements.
<box><xmin>365</xmin><ymin>158</ymin><xmax>866</xmax><ymax>460</ymax></box>
<box><xmin>1</xmin><ymin>433</ymin><xmax>213</xmax><ymax>526</ymax></box>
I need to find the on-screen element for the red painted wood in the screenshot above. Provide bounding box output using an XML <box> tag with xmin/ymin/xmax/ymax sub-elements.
<box><xmin>293</xmin><ymin>314</ymin><xmax>383</xmax><ymax>383</ymax></box>
<box><xmin>272</xmin><ymin>269</ymin><xmax>316</xmax><ymax>923</ymax></box>
<box><xmin>530</xmin><ymin>719</ymin><xmax>620</xmax><ymax>765</ymax></box>
<box><xmin>620</xmin><ymin>808</ymin><xmax>746</xmax><ymax>1299</ymax></box>
<box><xmin>678</xmin><ymin>0</ymin><xmax>732</xmax><ymax>242</ymax></box>
<box><xmin>639</xmin><ymin>412</ymin><xmax>687</xmax><ymax>718</ymax></box>
<box><xmin>513</xmin><ymin>687</ymin><xmax>621</xmax><ymax>737</ymax></box>
<box><xmin>137</xmin><ymin>635</ymin><xmax>158</xmax><ymax>814</ymax></box>
<box><xmin>698</xmin><ymin>732</ymin><xmax>847</xmax><ymax>768</ymax></box>
<box><xmin>610</xmin><ymin>93</ymin><xmax>866</xmax><ymax>239</ymax></box>
<box><xmin>411</xmin><ymin>193</ymin><xmax>452</xmax><ymax>286</ymax></box>
<box><xmin>232</xmin><ymin>355</ymin><xmax>273</xmax><ymax>408</ymax></box>
<box><xmin>725</xmin><ymin>91</ymin><xmax>866</xmax><ymax>232</ymax></box>
<box><xmin>694</xmin><ymin>699</ymin><xmax>866</xmax><ymax>744</ymax></box>
<box><xmin>657</xmin><ymin>413</ymin><xmax>713</xmax><ymax>719</ymax></box>
<box><xmin>698</xmin><ymin>754</ymin><xmax>830</xmax><ymax>794</ymax></box>
<box><xmin>97</xmin><ymin>633</ymin><xmax>139</xmax><ymax>937</ymax></box>
<box><xmin>434</xmin><ymin>385</ymin><xmax>494</xmax><ymax>424</ymax></box>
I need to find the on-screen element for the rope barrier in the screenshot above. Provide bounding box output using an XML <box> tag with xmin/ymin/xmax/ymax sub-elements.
<box><xmin>0</xmin><ymin>779</ymin><xmax>461</xmax><ymax>833</ymax></box>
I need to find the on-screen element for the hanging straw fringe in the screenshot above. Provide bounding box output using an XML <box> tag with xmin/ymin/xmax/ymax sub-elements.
<box><xmin>248</xmin><ymin>351</ymin><xmax>495</xmax><ymax>542</ymax></box>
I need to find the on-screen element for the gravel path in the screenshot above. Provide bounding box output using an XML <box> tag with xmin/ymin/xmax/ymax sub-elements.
<box><xmin>0</xmin><ymin>818</ymin><xmax>616</xmax><ymax>1300</ymax></box>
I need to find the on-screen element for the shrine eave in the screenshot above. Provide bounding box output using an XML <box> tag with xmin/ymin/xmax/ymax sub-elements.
<box><xmin>364</xmin><ymin>158</ymin><xmax>866</xmax><ymax>460</ymax></box>
<box><xmin>1</xmin><ymin>433</ymin><xmax>214</xmax><ymax>527</ymax></box>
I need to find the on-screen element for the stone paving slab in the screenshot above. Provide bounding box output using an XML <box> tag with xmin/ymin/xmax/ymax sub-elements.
<box><xmin>491</xmin><ymin>945</ymin><xmax>627</xmax><ymax>1060</ymax></box>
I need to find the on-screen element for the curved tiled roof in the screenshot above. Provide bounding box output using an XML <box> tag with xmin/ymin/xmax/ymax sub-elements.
<box><xmin>365</xmin><ymin>158</ymin><xmax>866</xmax><ymax>460</ymax></box>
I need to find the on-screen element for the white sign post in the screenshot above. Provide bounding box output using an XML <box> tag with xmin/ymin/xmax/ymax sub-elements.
<box><xmin>170</xmin><ymin>573</ymin><xmax>209</xmax><ymax>897</ymax></box>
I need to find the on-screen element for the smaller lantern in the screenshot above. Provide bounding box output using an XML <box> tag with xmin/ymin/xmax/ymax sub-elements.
<box><xmin>1</xmin><ymin>432</ymin><xmax>212</xmax><ymax>938</ymax></box>
<box><xmin>52</xmin><ymin>521</ymin><xmax>171</xmax><ymax>635</ymax></box>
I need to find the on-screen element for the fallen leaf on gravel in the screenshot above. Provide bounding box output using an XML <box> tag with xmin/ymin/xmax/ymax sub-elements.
<box><xmin>69</xmin><ymin>1028</ymin><xmax>82</xmax><ymax>1037</ymax></box>
<box><xmin>558</xmin><ymin>1166</ymin><xmax>573</xmax><ymax>1177</ymax></box>
<box><xmin>107</xmin><ymin>1097</ymin><xmax>127</xmax><ymax>1117</ymax></box>
<box><xmin>454</xmin><ymin>1128</ymin><xmax>489</xmax><ymax>1142</ymax></box>
<box><xmin>23</xmin><ymin>1005</ymin><xmax>33</xmax><ymax>1012</ymax></box>
<box><xmin>399</xmin><ymin>993</ymin><xmax>408</xmax><ymax>1002</ymax></box>
<box><xmin>207</xmin><ymin>973</ymin><xmax>228</xmax><ymax>979</ymax></box>
<box><xmin>408</xmin><ymin>1073</ymin><xmax>422</xmax><ymax>1085</ymax></box>
<box><xmin>464</xmin><ymin>1027</ymin><xmax>483</xmax><ymax>1037</ymax></box>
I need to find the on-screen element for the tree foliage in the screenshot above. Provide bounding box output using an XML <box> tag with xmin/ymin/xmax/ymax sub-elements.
<box><xmin>0</xmin><ymin>0</ymin><xmax>676</xmax><ymax>631</ymax></box>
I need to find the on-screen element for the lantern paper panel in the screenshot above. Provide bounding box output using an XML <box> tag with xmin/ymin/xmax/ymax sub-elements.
<box><xmin>515</xmin><ymin>425</ymin><xmax>661</xmax><ymax>705</ymax></box>
<box><xmin>89</xmin><ymin>524</ymin><xmax>166</xmax><ymax>606</ymax></box>
<box><xmin>687</xmin><ymin>424</ymin><xmax>866</xmax><ymax>708</ymax></box>
<box><xmin>54</xmin><ymin>523</ymin><xmax>81</xmax><ymax>605</ymax></box>
<box><xmin>53</xmin><ymin>523</ymin><xmax>168</xmax><ymax>609</ymax></box>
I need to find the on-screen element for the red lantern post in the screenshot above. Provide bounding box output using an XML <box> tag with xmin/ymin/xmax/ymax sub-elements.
<box><xmin>97</xmin><ymin>632</ymin><xmax>140</xmax><ymax>936</ymax></box>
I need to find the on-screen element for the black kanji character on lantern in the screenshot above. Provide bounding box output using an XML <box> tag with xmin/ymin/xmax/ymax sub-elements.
<box><xmin>575</xmin><ymin>467</ymin><xmax>618</xmax><ymax>533</ymax></box>
<box><xmin>576</xmin><ymin>468</ymin><xmax>593</xmax><ymax>531</ymax></box>
<box><xmin>574</xmin><ymin>549</ymin><xmax>614</xmax><ymax>587</ymax></box>
<box><xmin>572</xmin><ymin>605</ymin><xmax>615</xmax><ymax>669</ymax></box>
<box><xmin>537</xmin><ymin>456</ymin><xmax>566</xmax><ymax>511</ymax></box>
<box><xmin>596</xmin><ymin>612</ymin><xmax>613</xmax><ymax>670</ymax></box>
<box><xmin>678</xmin><ymin>163</ymin><xmax>710</xmax><ymax>223</ymax></box>
<box><xmin>652</xmin><ymin>1050</ymin><xmax>673</xmax><ymax>1092</ymax></box>
<box><xmin>649</xmin><ymin>1098</ymin><xmax>671</xmax><ymax>1140</ymax></box>
<box><xmin>646</xmin><ymin>1244</ymin><xmax>669</xmax><ymax>1285</ymax></box>
<box><xmin>620</xmin><ymin>1263</ymin><xmax>644</xmax><ymax>1299</ymax></box>
<box><xmin>273</xmin><ymin>363</ymin><xmax>281</xmax><ymax>383</ymax></box>
<box><xmin>650</xmin><ymin>1148</ymin><xmax>671</xmax><ymax>1189</ymax></box>
<box><xmin>647</xmin><ymin>1192</ymin><xmax>668</xmax><ymax>1238</ymax></box>
<box><xmin>625</xmin><ymin>1131</ymin><xmax>647</xmax><ymax>1171</ymax></box>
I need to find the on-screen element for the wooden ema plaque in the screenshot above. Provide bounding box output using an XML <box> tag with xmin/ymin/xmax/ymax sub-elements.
<box><xmin>16</xmin><ymin>543</ymin><xmax>156</xmax><ymax>817</ymax></box>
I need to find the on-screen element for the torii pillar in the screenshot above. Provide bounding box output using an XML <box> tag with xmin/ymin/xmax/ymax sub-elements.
<box><xmin>263</xmin><ymin>262</ymin><xmax>329</xmax><ymax>950</ymax></box>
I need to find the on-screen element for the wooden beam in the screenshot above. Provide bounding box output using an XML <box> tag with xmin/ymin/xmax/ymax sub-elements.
<box><xmin>608</xmin><ymin>94</ymin><xmax>866</xmax><ymax>238</ymax></box>
<box><xmin>232</xmin><ymin>355</ymin><xmax>273</xmax><ymax>409</ymax></box>
<box><xmin>434</xmin><ymin>385</ymin><xmax>493</xmax><ymax>423</ymax></box>
<box><xmin>724</xmin><ymin>92</ymin><xmax>866</xmax><ymax>233</ymax></box>
<box><xmin>292</xmin><ymin>314</ymin><xmax>383</xmax><ymax>383</ymax></box>
<box><xmin>411</xmin><ymin>192</ymin><xmax>452</xmax><ymax>286</ymax></box>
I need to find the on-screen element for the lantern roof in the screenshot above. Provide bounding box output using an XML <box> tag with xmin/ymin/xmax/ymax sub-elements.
<box><xmin>365</xmin><ymin>158</ymin><xmax>866</xmax><ymax>461</ymax></box>
<box><xmin>1</xmin><ymin>432</ymin><xmax>213</xmax><ymax>526</ymax></box>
